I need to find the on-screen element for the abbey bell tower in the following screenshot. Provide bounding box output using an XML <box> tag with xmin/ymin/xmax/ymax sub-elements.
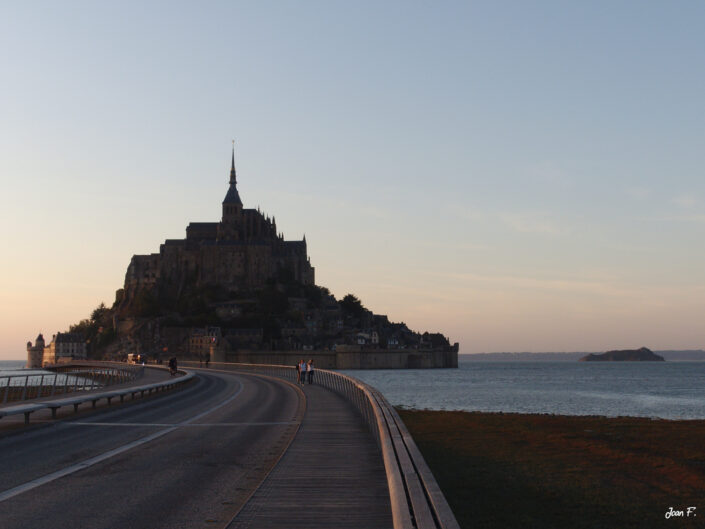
<box><xmin>220</xmin><ymin>142</ymin><xmax>243</xmax><ymax>239</ymax></box>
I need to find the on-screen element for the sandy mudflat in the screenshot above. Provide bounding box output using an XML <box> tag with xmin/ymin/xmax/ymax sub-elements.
<box><xmin>398</xmin><ymin>409</ymin><xmax>705</xmax><ymax>529</ymax></box>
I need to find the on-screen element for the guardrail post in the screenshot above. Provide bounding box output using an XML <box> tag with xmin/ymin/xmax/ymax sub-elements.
<box><xmin>21</xmin><ymin>375</ymin><xmax>29</xmax><ymax>401</ymax></box>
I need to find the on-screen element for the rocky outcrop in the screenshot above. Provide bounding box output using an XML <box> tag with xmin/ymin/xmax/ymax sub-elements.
<box><xmin>579</xmin><ymin>347</ymin><xmax>665</xmax><ymax>362</ymax></box>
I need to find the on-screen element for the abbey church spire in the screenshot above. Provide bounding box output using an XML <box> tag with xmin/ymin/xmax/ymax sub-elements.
<box><xmin>230</xmin><ymin>140</ymin><xmax>237</xmax><ymax>185</ymax></box>
<box><xmin>223</xmin><ymin>141</ymin><xmax>243</xmax><ymax>207</ymax></box>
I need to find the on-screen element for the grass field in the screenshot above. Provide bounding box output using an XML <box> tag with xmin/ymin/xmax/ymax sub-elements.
<box><xmin>398</xmin><ymin>409</ymin><xmax>705</xmax><ymax>529</ymax></box>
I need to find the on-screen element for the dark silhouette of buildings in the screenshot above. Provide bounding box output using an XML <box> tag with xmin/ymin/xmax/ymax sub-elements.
<box><xmin>122</xmin><ymin>145</ymin><xmax>314</xmax><ymax>308</ymax></box>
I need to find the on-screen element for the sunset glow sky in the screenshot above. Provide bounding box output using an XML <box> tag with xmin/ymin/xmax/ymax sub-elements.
<box><xmin>2</xmin><ymin>2</ymin><xmax>705</xmax><ymax>359</ymax></box>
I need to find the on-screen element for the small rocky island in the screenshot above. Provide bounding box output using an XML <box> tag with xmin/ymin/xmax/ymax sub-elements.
<box><xmin>579</xmin><ymin>347</ymin><xmax>665</xmax><ymax>362</ymax></box>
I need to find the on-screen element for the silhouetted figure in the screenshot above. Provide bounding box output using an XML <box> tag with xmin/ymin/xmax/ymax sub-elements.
<box><xmin>298</xmin><ymin>359</ymin><xmax>306</xmax><ymax>385</ymax></box>
<box><xmin>307</xmin><ymin>359</ymin><xmax>315</xmax><ymax>384</ymax></box>
<box><xmin>168</xmin><ymin>357</ymin><xmax>177</xmax><ymax>376</ymax></box>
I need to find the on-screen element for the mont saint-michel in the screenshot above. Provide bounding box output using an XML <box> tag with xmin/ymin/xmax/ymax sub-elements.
<box><xmin>28</xmin><ymin>147</ymin><xmax>458</xmax><ymax>369</ymax></box>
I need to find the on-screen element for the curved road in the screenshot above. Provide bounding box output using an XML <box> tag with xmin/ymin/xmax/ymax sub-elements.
<box><xmin>0</xmin><ymin>369</ymin><xmax>304</xmax><ymax>529</ymax></box>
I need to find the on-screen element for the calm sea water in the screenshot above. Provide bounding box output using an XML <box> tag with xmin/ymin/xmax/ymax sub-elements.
<box><xmin>0</xmin><ymin>360</ymin><xmax>29</xmax><ymax>375</ymax></box>
<box><xmin>343</xmin><ymin>360</ymin><xmax>705</xmax><ymax>420</ymax></box>
<box><xmin>0</xmin><ymin>360</ymin><xmax>66</xmax><ymax>388</ymax></box>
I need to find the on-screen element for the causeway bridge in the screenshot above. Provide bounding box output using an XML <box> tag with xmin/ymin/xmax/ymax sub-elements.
<box><xmin>0</xmin><ymin>362</ymin><xmax>459</xmax><ymax>529</ymax></box>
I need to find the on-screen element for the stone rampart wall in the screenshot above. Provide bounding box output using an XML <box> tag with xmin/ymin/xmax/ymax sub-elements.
<box><xmin>216</xmin><ymin>348</ymin><xmax>457</xmax><ymax>369</ymax></box>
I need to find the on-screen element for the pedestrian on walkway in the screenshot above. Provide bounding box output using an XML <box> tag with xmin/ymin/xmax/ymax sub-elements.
<box><xmin>168</xmin><ymin>357</ymin><xmax>177</xmax><ymax>376</ymax></box>
<box><xmin>307</xmin><ymin>359</ymin><xmax>315</xmax><ymax>384</ymax></box>
<box><xmin>298</xmin><ymin>359</ymin><xmax>307</xmax><ymax>385</ymax></box>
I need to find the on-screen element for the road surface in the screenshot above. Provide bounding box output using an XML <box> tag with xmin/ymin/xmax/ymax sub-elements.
<box><xmin>0</xmin><ymin>369</ymin><xmax>303</xmax><ymax>529</ymax></box>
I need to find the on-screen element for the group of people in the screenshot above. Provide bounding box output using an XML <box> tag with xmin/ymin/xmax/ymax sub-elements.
<box><xmin>297</xmin><ymin>359</ymin><xmax>315</xmax><ymax>385</ymax></box>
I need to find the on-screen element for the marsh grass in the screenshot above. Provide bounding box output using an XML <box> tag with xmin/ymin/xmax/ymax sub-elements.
<box><xmin>398</xmin><ymin>410</ymin><xmax>704</xmax><ymax>529</ymax></box>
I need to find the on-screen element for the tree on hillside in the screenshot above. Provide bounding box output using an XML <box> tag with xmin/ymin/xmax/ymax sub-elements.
<box><xmin>91</xmin><ymin>302</ymin><xmax>110</xmax><ymax>325</ymax></box>
<box><xmin>69</xmin><ymin>319</ymin><xmax>93</xmax><ymax>335</ymax></box>
<box><xmin>340</xmin><ymin>294</ymin><xmax>365</xmax><ymax>317</ymax></box>
<box><xmin>68</xmin><ymin>301</ymin><xmax>117</xmax><ymax>356</ymax></box>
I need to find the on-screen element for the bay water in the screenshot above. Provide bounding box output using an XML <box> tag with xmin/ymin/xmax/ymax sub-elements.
<box><xmin>343</xmin><ymin>359</ymin><xmax>705</xmax><ymax>420</ymax></box>
<box><xmin>0</xmin><ymin>360</ymin><xmax>28</xmax><ymax>375</ymax></box>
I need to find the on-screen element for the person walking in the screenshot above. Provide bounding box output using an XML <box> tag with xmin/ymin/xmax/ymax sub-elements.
<box><xmin>168</xmin><ymin>357</ymin><xmax>177</xmax><ymax>376</ymax></box>
<box><xmin>307</xmin><ymin>359</ymin><xmax>315</xmax><ymax>385</ymax></box>
<box><xmin>298</xmin><ymin>359</ymin><xmax>307</xmax><ymax>386</ymax></box>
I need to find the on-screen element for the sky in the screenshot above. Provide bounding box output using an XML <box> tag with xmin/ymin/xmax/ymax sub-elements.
<box><xmin>1</xmin><ymin>1</ymin><xmax>704</xmax><ymax>359</ymax></box>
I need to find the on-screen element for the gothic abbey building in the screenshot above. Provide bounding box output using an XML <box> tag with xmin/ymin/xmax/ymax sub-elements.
<box><xmin>122</xmin><ymin>148</ymin><xmax>314</xmax><ymax>306</ymax></box>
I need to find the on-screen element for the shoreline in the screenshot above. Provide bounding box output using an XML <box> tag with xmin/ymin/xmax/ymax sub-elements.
<box><xmin>399</xmin><ymin>408</ymin><xmax>704</xmax><ymax>529</ymax></box>
<box><xmin>396</xmin><ymin>405</ymin><xmax>705</xmax><ymax>421</ymax></box>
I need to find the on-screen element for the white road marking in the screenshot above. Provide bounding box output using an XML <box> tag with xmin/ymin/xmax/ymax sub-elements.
<box><xmin>0</xmin><ymin>380</ymin><xmax>247</xmax><ymax>503</ymax></box>
<box><xmin>64</xmin><ymin>421</ymin><xmax>299</xmax><ymax>427</ymax></box>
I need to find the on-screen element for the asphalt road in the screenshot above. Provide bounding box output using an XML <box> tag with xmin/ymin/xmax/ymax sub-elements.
<box><xmin>0</xmin><ymin>369</ymin><xmax>304</xmax><ymax>529</ymax></box>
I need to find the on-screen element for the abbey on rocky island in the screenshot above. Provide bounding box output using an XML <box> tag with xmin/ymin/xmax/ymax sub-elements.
<box><xmin>29</xmin><ymin>146</ymin><xmax>457</xmax><ymax>370</ymax></box>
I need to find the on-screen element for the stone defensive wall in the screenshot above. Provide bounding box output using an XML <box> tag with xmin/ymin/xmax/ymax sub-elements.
<box><xmin>212</xmin><ymin>348</ymin><xmax>458</xmax><ymax>369</ymax></box>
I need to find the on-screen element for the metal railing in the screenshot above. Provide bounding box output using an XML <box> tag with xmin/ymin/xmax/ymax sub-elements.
<box><xmin>182</xmin><ymin>361</ymin><xmax>460</xmax><ymax>529</ymax></box>
<box><xmin>0</xmin><ymin>366</ymin><xmax>192</xmax><ymax>424</ymax></box>
<box><xmin>0</xmin><ymin>364</ymin><xmax>145</xmax><ymax>405</ymax></box>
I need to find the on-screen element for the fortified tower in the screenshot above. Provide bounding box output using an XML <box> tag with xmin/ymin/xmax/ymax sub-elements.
<box><xmin>26</xmin><ymin>333</ymin><xmax>45</xmax><ymax>368</ymax></box>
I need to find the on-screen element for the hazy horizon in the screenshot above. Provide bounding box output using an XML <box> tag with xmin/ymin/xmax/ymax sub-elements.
<box><xmin>2</xmin><ymin>2</ymin><xmax>705</xmax><ymax>360</ymax></box>
<box><xmin>4</xmin><ymin>348</ymin><xmax>705</xmax><ymax>363</ymax></box>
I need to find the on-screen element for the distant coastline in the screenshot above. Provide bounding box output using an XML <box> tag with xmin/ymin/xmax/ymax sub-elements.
<box><xmin>461</xmin><ymin>349</ymin><xmax>705</xmax><ymax>362</ymax></box>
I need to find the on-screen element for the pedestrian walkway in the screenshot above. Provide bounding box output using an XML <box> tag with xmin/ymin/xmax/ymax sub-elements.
<box><xmin>229</xmin><ymin>383</ymin><xmax>393</xmax><ymax>529</ymax></box>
